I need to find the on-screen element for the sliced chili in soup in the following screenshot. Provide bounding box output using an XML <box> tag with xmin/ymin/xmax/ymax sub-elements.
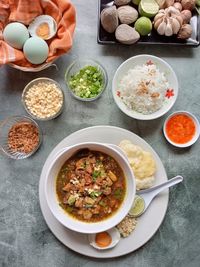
<box><xmin>56</xmin><ymin>149</ymin><xmax>126</xmax><ymax>222</ymax></box>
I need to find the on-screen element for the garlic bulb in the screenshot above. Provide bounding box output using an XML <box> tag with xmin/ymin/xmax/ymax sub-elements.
<box><xmin>177</xmin><ymin>24</ymin><xmax>192</xmax><ymax>39</ymax></box>
<box><xmin>167</xmin><ymin>6</ymin><xmax>180</xmax><ymax>15</ymax></box>
<box><xmin>155</xmin><ymin>0</ymin><xmax>166</xmax><ymax>8</ymax></box>
<box><xmin>154</xmin><ymin>17</ymin><xmax>164</xmax><ymax>29</ymax></box>
<box><xmin>165</xmin><ymin>0</ymin><xmax>175</xmax><ymax>7</ymax></box>
<box><xmin>153</xmin><ymin>7</ymin><xmax>182</xmax><ymax>36</ymax></box>
<box><xmin>157</xmin><ymin>21</ymin><xmax>167</xmax><ymax>35</ymax></box>
<box><xmin>173</xmin><ymin>2</ymin><xmax>182</xmax><ymax>11</ymax></box>
<box><xmin>170</xmin><ymin>17</ymin><xmax>181</xmax><ymax>34</ymax></box>
<box><xmin>181</xmin><ymin>10</ymin><xmax>192</xmax><ymax>23</ymax></box>
<box><xmin>172</xmin><ymin>14</ymin><xmax>183</xmax><ymax>26</ymax></box>
<box><xmin>181</xmin><ymin>0</ymin><xmax>195</xmax><ymax>10</ymax></box>
<box><xmin>165</xmin><ymin>19</ymin><xmax>173</xmax><ymax>36</ymax></box>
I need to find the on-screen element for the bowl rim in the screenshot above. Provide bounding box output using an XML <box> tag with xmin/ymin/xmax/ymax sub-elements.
<box><xmin>112</xmin><ymin>54</ymin><xmax>179</xmax><ymax>120</ymax></box>
<box><xmin>163</xmin><ymin>110</ymin><xmax>200</xmax><ymax>148</ymax></box>
<box><xmin>22</xmin><ymin>77</ymin><xmax>64</xmax><ymax>121</ymax></box>
<box><xmin>9</xmin><ymin>61</ymin><xmax>56</xmax><ymax>72</ymax></box>
<box><xmin>0</xmin><ymin>115</ymin><xmax>42</xmax><ymax>159</ymax></box>
<box><xmin>44</xmin><ymin>141</ymin><xmax>136</xmax><ymax>234</ymax></box>
<box><xmin>65</xmin><ymin>58</ymin><xmax>108</xmax><ymax>102</ymax></box>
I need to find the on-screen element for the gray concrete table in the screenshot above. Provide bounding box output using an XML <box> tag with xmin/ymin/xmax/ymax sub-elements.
<box><xmin>0</xmin><ymin>0</ymin><xmax>200</xmax><ymax>266</ymax></box>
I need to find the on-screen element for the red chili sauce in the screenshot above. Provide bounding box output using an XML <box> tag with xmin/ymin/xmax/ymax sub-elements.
<box><xmin>166</xmin><ymin>114</ymin><xmax>196</xmax><ymax>144</ymax></box>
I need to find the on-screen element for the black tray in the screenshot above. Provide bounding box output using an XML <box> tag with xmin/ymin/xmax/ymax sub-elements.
<box><xmin>98</xmin><ymin>0</ymin><xmax>200</xmax><ymax>46</ymax></box>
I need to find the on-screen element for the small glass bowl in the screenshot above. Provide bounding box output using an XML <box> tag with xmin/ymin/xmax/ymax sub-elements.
<box><xmin>65</xmin><ymin>59</ymin><xmax>108</xmax><ymax>101</ymax></box>
<box><xmin>0</xmin><ymin>115</ymin><xmax>42</xmax><ymax>159</ymax></box>
<box><xmin>163</xmin><ymin>111</ymin><xmax>200</xmax><ymax>148</ymax></box>
<box><xmin>22</xmin><ymin>77</ymin><xmax>64</xmax><ymax>121</ymax></box>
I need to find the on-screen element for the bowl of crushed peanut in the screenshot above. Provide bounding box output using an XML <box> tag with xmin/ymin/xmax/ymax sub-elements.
<box><xmin>22</xmin><ymin>77</ymin><xmax>64</xmax><ymax>121</ymax></box>
<box><xmin>0</xmin><ymin>115</ymin><xmax>42</xmax><ymax>159</ymax></box>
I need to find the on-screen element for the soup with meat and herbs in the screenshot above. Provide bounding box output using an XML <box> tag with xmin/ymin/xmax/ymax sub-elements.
<box><xmin>56</xmin><ymin>149</ymin><xmax>126</xmax><ymax>222</ymax></box>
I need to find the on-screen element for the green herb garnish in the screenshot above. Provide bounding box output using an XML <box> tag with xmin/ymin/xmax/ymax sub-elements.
<box><xmin>92</xmin><ymin>170</ymin><xmax>101</xmax><ymax>181</ymax></box>
<box><xmin>67</xmin><ymin>195</ymin><xmax>76</xmax><ymax>205</ymax></box>
<box><xmin>66</xmin><ymin>206</ymin><xmax>74</xmax><ymax>213</ymax></box>
<box><xmin>114</xmin><ymin>188</ymin><xmax>124</xmax><ymax>200</ymax></box>
<box><xmin>59</xmin><ymin>203</ymin><xmax>66</xmax><ymax>209</ymax></box>
<box><xmin>85</xmin><ymin>204</ymin><xmax>93</xmax><ymax>208</ymax></box>
<box><xmin>90</xmin><ymin>191</ymin><xmax>102</xmax><ymax>199</ymax></box>
<box><xmin>68</xmin><ymin>65</ymin><xmax>104</xmax><ymax>99</ymax></box>
<box><xmin>61</xmin><ymin>166</ymin><xmax>68</xmax><ymax>173</ymax></box>
<box><xmin>81</xmin><ymin>161</ymin><xmax>87</xmax><ymax>169</ymax></box>
<box><xmin>100</xmin><ymin>170</ymin><xmax>106</xmax><ymax>177</ymax></box>
<box><xmin>99</xmin><ymin>200</ymin><xmax>106</xmax><ymax>207</ymax></box>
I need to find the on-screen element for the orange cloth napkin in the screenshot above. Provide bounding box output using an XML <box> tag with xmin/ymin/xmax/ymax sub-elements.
<box><xmin>0</xmin><ymin>0</ymin><xmax>76</xmax><ymax>68</ymax></box>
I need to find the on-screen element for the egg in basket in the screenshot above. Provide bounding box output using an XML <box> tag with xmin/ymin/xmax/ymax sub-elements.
<box><xmin>0</xmin><ymin>0</ymin><xmax>76</xmax><ymax>72</ymax></box>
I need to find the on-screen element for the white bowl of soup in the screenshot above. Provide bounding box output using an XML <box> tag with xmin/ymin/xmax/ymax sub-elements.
<box><xmin>44</xmin><ymin>142</ymin><xmax>136</xmax><ymax>234</ymax></box>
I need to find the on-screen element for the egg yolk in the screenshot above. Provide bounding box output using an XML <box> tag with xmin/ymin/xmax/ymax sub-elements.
<box><xmin>166</xmin><ymin>114</ymin><xmax>196</xmax><ymax>144</ymax></box>
<box><xmin>95</xmin><ymin>232</ymin><xmax>112</xmax><ymax>248</ymax></box>
<box><xmin>36</xmin><ymin>23</ymin><xmax>50</xmax><ymax>39</ymax></box>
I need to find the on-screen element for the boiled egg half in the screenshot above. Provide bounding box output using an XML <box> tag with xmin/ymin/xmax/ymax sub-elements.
<box><xmin>88</xmin><ymin>228</ymin><xmax>121</xmax><ymax>250</ymax></box>
<box><xmin>28</xmin><ymin>15</ymin><xmax>57</xmax><ymax>40</ymax></box>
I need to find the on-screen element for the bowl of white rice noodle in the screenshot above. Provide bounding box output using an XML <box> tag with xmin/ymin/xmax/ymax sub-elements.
<box><xmin>112</xmin><ymin>55</ymin><xmax>178</xmax><ymax>120</ymax></box>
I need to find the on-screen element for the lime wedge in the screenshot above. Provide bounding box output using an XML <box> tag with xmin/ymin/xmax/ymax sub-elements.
<box><xmin>138</xmin><ymin>0</ymin><xmax>159</xmax><ymax>18</ymax></box>
<box><xmin>128</xmin><ymin>195</ymin><xmax>145</xmax><ymax>217</ymax></box>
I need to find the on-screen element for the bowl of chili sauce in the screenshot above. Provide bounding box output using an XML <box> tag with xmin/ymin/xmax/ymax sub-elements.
<box><xmin>163</xmin><ymin>111</ymin><xmax>200</xmax><ymax>148</ymax></box>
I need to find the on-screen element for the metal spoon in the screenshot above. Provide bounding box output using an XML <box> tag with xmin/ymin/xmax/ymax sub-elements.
<box><xmin>130</xmin><ymin>175</ymin><xmax>183</xmax><ymax>217</ymax></box>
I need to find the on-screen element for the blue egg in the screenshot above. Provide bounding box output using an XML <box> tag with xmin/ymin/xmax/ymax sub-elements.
<box><xmin>3</xmin><ymin>22</ymin><xmax>29</xmax><ymax>49</ymax></box>
<box><xmin>23</xmin><ymin>37</ymin><xmax>49</xmax><ymax>64</ymax></box>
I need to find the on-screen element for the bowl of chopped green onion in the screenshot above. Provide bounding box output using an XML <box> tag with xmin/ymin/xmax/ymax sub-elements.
<box><xmin>65</xmin><ymin>59</ymin><xmax>108</xmax><ymax>101</ymax></box>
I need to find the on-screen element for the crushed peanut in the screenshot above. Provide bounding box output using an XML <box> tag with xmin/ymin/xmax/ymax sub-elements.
<box><xmin>24</xmin><ymin>81</ymin><xmax>63</xmax><ymax>119</ymax></box>
<box><xmin>117</xmin><ymin>216</ymin><xmax>137</xmax><ymax>237</ymax></box>
<box><xmin>8</xmin><ymin>122</ymin><xmax>39</xmax><ymax>154</ymax></box>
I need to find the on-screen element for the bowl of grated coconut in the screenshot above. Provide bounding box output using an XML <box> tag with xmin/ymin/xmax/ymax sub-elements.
<box><xmin>22</xmin><ymin>77</ymin><xmax>64</xmax><ymax>121</ymax></box>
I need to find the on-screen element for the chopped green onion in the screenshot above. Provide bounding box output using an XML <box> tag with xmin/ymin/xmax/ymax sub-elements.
<box><xmin>114</xmin><ymin>188</ymin><xmax>124</xmax><ymax>200</ymax></box>
<box><xmin>90</xmin><ymin>191</ymin><xmax>102</xmax><ymax>199</ymax></box>
<box><xmin>81</xmin><ymin>161</ymin><xmax>87</xmax><ymax>169</ymax></box>
<box><xmin>61</xmin><ymin>167</ymin><xmax>68</xmax><ymax>173</ymax></box>
<box><xmin>92</xmin><ymin>170</ymin><xmax>101</xmax><ymax>181</ymax></box>
<box><xmin>99</xmin><ymin>200</ymin><xmax>106</xmax><ymax>207</ymax></box>
<box><xmin>66</xmin><ymin>206</ymin><xmax>73</xmax><ymax>213</ymax></box>
<box><xmin>67</xmin><ymin>195</ymin><xmax>76</xmax><ymax>205</ymax></box>
<box><xmin>68</xmin><ymin>65</ymin><xmax>104</xmax><ymax>99</ymax></box>
<box><xmin>85</xmin><ymin>204</ymin><xmax>93</xmax><ymax>208</ymax></box>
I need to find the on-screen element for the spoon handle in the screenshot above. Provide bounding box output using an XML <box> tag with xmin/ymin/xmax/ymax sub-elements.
<box><xmin>138</xmin><ymin>175</ymin><xmax>183</xmax><ymax>197</ymax></box>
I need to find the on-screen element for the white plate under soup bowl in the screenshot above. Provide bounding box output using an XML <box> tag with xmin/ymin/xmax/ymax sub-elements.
<box><xmin>112</xmin><ymin>54</ymin><xmax>179</xmax><ymax>120</ymax></box>
<box><xmin>44</xmin><ymin>142</ymin><xmax>136</xmax><ymax>234</ymax></box>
